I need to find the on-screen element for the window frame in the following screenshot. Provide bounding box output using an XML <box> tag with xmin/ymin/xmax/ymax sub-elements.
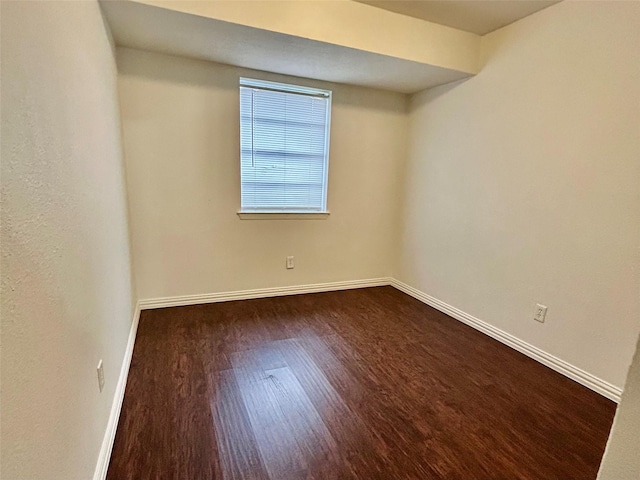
<box><xmin>237</xmin><ymin>77</ymin><xmax>332</xmax><ymax>217</ymax></box>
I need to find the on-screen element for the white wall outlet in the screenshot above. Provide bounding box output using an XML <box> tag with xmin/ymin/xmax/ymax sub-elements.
<box><xmin>534</xmin><ymin>304</ymin><xmax>548</xmax><ymax>323</ymax></box>
<box><xmin>97</xmin><ymin>360</ymin><xmax>105</xmax><ymax>392</ymax></box>
<box><xmin>286</xmin><ymin>256</ymin><xmax>294</xmax><ymax>269</ymax></box>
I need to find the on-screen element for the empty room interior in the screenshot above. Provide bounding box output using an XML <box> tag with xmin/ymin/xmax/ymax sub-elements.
<box><xmin>2</xmin><ymin>0</ymin><xmax>640</xmax><ymax>479</ymax></box>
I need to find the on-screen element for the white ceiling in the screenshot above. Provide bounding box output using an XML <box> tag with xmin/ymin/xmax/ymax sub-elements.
<box><xmin>355</xmin><ymin>1</ymin><xmax>562</xmax><ymax>35</ymax></box>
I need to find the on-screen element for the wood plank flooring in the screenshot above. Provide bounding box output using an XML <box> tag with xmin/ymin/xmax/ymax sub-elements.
<box><xmin>107</xmin><ymin>286</ymin><xmax>616</xmax><ymax>480</ymax></box>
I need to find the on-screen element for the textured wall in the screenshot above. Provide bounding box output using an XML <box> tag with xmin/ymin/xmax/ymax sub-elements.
<box><xmin>599</xmin><ymin>335</ymin><xmax>640</xmax><ymax>479</ymax></box>
<box><xmin>117</xmin><ymin>48</ymin><xmax>408</xmax><ymax>300</ymax></box>
<box><xmin>0</xmin><ymin>1</ymin><xmax>135</xmax><ymax>478</ymax></box>
<box><xmin>397</xmin><ymin>0</ymin><xmax>640</xmax><ymax>389</ymax></box>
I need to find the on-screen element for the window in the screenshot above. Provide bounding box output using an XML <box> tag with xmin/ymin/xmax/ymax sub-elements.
<box><xmin>239</xmin><ymin>78</ymin><xmax>331</xmax><ymax>214</ymax></box>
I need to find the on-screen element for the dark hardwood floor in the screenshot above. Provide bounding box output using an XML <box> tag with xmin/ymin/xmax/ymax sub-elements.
<box><xmin>107</xmin><ymin>286</ymin><xmax>616</xmax><ymax>480</ymax></box>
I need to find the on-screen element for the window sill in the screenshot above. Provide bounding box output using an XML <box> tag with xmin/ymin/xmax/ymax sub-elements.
<box><xmin>237</xmin><ymin>211</ymin><xmax>330</xmax><ymax>220</ymax></box>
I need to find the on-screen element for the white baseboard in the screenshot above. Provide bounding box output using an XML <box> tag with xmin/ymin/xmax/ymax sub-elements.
<box><xmin>93</xmin><ymin>302</ymin><xmax>141</xmax><ymax>480</ymax></box>
<box><xmin>138</xmin><ymin>277</ymin><xmax>392</xmax><ymax>310</ymax></box>
<box><xmin>389</xmin><ymin>278</ymin><xmax>623</xmax><ymax>403</ymax></box>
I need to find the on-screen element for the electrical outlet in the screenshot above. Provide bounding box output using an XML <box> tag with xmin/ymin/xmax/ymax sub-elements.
<box><xmin>286</xmin><ymin>256</ymin><xmax>294</xmax><ymax>269</ymax></box>
<box><xmin>534</xmin><ymin>304</ymin><xmax>548</xmax><ymax>323</ymax></box>
<box><xmin>97</xmin><ymin>360</ymin><xmax>105</xmax><ymax>392</ymax></box>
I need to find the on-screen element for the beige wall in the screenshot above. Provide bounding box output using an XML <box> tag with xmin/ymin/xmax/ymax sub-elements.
<box><xmin>0</xmin><ymin>1</ymin><xmax>135</xmax><ymax>479</ymax></box>
<box><xmin>599</xmin><ymin>334</ymin><xmax>640</xmax><ymax>479</ymax></box>
<box><xmin>397</xmin><ymin>0</ymin><xmax>640</xmax><ymax>389</ymax></box>
<box><xmin>117</xmin><ymin>48</ymin><xmax>408</xmax><ymax>300</ymax></box>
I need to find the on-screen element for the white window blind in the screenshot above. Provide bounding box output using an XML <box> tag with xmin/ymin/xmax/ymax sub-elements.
<box><xmin>239</xmin><ymin>78</ymin><xmax>331</xmax><ymax>213</ymax></box>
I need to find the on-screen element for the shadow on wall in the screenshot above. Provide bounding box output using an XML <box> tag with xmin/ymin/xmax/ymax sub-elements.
<box><xmin>115</xmin><ymin>48</ymin><xmax>409</xmax><ymax>114</ymax></box>
<box><xmin>409</xmin><ymin>77</ymin><xmax>472</xmax><ymax>113</ymax></box>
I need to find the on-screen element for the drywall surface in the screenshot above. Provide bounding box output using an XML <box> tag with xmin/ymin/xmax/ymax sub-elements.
<box><xmin>397</xmin><ymin>0</ymin><xmax>640</xmax><ymax>389</ymax></box>
<box><xmin>598</xmin><ymin>334</ymin><xmax>640</xmax><ymax>479</ymax></box>
<box><xmin>117</xmin><ymin>48</ymin><xmax>408</xmax><ymax>300</ymax></box>
<box><xmin>1</xmin><ymin>1</ymin><xmax>135</xmax><ymax>479</ymax></box>
<box><xmin>128</xmin><ymin>0</ymin><xmax>480</xmax><ymax>74</ymax></box>
<box><xmin>101</xmin><ymin>0</ymin><xmax>473</xmax><ymax>94</ymax></box>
